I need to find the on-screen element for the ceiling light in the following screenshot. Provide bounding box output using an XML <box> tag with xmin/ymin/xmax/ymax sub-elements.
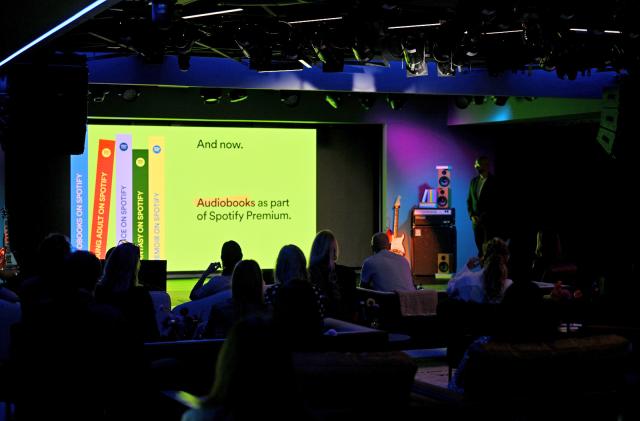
<box><xmin>570</xmin><ymin>28</ymin><xmax>588</xmax><ymax>32</ymax></box>
<box><xmin>298</xmin><ymin>59</ymin><xmax>313</xmax><ymax>68</ymax></box>
<box><xmin>325</xmin><ymin>94</ymin><xmax>342</xmax><ymax>109</ymax></box>
<box><xmin>120</xmin><ymin>87</ymin><xmax>140</xmax><ymax>102</ymax></box>
<box><xmin>178</xmin><ymin>53</ymin><xmax>190</xmax><ymax>71</ymax></box>
<box><xmin>229</xmin><ymin>89</ymin><xmax>248</xmax><ymax>103</ymax></box>
<box><xmin>386</xmin><ymin>95</ymin><xmax>405</xmax><ymax>110</ymax></box>
<box><xmin>492</xmin><ymin>96</ymin><xmax>509</xmax><ymax>106</ymax></box>
<box><xmin>287</xmin><ymin>17</ymin><xmax>342</xmax><ymax>25</ymax></box>
<box><xmin>604</xmin><ymin>30</ymin><xmax>622</xmax><ymax>34</ymax></box>
<box><xmin>484</xmin><ymin>29</ymin><xmax>524</xmax><ymax>35</ymax></box>
<box><xmin>0</xmin><ymin>0</ymin><xmax>108</xmax><ymax>69</ymax></box>
<box><xmin>200</xmin><ymin>88</ymin><xmax>223</xmax><ymax>104</ymax></box>
<box><xmin>182</xmin><ymin>8</ymin><xmax>243</xmax><ymax>20</ymax></box>
<box><xmin>388</xmin><ymin>23</ymin><xmax>441</xmax><ymax>30</ymax></box>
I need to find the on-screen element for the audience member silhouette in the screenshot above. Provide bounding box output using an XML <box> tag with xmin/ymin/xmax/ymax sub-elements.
<box><xmin>309</xmin><ymin>230</ymin><xmax>357</xmax><ymax>321</ymax></box>
<box><xmin>447</xmin><ymin>237</ymin><xmax>513</xmax><ymax>304</ymax></box>
<box><xmin>204</xmin><ymin>259</ymin><xmax>266</xmax><ymax>338</ymax></box>
<box><xmin>265</xmin><ymin>244</ymin><xmax>325</xmax><ymax>331</ymax></box>
<box><xmin>190</xmin><ymin>240</ymin><xmax>243</xmax><ymax>301</ymax></box>
<box><xmin>17</xmin><ymin>233</ymin><xmax>71</xmax><ymax>322</ymax></box>
<box><xmin>182</xmin><ymin>315</ymin><xmax>313</xmax><ymax>421</ymax></box>
<box><xmin>95</xmin><ymin>242</ymin><xmax>159</xmax><ymax>341</ymax></box>
<box><xmin>360</xmin><ymin>232</ymin><xmax>415</xmax><ymax>292</ymax></box>
<box><xmin>11</xmin><ymin>250</ymin><xmax>138</xmax><ymax>420</ymax></box>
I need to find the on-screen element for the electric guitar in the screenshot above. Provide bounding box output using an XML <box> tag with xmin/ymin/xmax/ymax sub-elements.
<box><xmin>386</xmin><ymin>196</ymin><xmax>406</xmax><ymax>256</ymax></box>
<box><xmin>0</xmin><ymin>208</ymin><xmax>18</xmax><ymax>270</ymax></box>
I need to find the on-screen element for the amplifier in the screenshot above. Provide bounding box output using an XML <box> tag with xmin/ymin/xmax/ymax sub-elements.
<box><xmin>412</xmin><ymin>208</ymin><xmax>455</xmax><ymax>226</ymax></box>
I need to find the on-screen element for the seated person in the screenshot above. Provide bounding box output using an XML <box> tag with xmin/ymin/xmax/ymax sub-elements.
<box><xmin>190</xmin><ymin>240</ymin><xmax>242</xmax><ymax>301</ymax></box>
<box><xmin>360</xmin><ymin>232</ymin><xmax>415</xmax><ymax>292</ymax></box>
<box><xmin>265</xmin><ymin>244</ymin><xmax>325</xmax><ymax>320</ymax></box>
<box><xmin>308</xmin><ymin>230</ymin><xmax>357</xmax><ymax>322</ymax></box>
<box><xmin>447</xmin><ymin>237</ymin><xmax>512</xmax><ymax>304</ymax></box>
<box><xmin>203</xmin><ymin>259</ymin><xmax>266</xmax><ymax>339</ymax></box>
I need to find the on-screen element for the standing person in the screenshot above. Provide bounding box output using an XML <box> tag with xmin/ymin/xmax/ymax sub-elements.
<box><xmin>360</xmin><ymin>232</ymin><xmax>415</xmax><ymax>292</ymax></box>
<box><xmin>190</xmin><ymin>240</ymin><xmax>243</xmax><ymax>301</ymax></box>
<box><xmin>467</xmin><ymin>156</ymin><xmax>500</xmax><ymax>257</ymax></box>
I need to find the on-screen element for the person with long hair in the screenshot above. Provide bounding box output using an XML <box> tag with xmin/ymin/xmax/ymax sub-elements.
<box><xmin>264</xmin><ymin>244</ymin><xmax>325</xmax><ymax>344</ymax></box>
<box><xmin>308</xmin><ymin>230</ymin><xmax>357</xmax><ymax>321</ymax></box>
<box><xmin>204</xmin><ymin>259</ymin><xmax>266</xmax><ymax>338</ymax></box>
<box><xmin>95</xmin><ymin>242</ymin><xmax>159</xmax><ymax>341</ymax></box>
<box><xmin>447</xmin><ymin>237</ymin><xmax>512</xmax><ymax>304</ymax></box>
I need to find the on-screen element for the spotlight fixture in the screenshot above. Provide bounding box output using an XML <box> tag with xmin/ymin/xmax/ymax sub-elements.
<box><xmin>402</xmin><ymin>39</ymin><xmax>426</xmax><ymax>76</ymax></box>
<box><xmin>200</xmin><ymin>88</ymin><xmax>223</xmax><ymax>104</ymax></box>
<box><xmin>454</xmin><ymin>96</ymin><xmax>472</xmax><ymax>109</ymax></box>
<box><xmin>473</xmin><ymin>96</ymin><xmax>486</xmax><ymax>105</ymax></box>
<box><xmin>120</xmin><ymin>87</ymin><xmax>140</xmax><ymax>102</ymax></box>
<box><xmin>280</xmin><ymin>91</ymin><xmax>300</xmax><ymax>107</ymax></box>
<box><xmin>229</xmin><ymin>89</ymin><xmax>248</xmax><ymax>103</ymax></box>
<box><xmin>178</xmin><ymin>53</ymin><xmax>190</xmax><ymax>71</ymax></box>
<box><xmin>312</xmin><ymin>42</ymin><xmax>344</xmax><ymax>73</ymax></box>
<box><xmin>386</xmin><ymin>95</ymin><xmax>405</xmax><ymax>110</ymax></box>
<box><xmin>492</xmin><ymin>96</ymin><xmax>509</xmax><ymax>106</ymax></box>
<box><xmin>325</xmin><ymin>93</ymin><xmax>342</xmax><ymax>109</ymax></box>
<box><xmin>151</xmin><ymin>0</ymin><xmax>176</xmax><ymax>30</ymax></box>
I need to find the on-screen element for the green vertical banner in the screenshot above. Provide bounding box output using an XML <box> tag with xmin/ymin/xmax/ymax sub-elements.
<box><xmin>132</xmin><ymin>149</ymin><xmax>149</xmax><ymax>259</ymax></box>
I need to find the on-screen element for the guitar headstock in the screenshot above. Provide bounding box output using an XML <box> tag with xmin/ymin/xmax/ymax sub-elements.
<box><xmin>393</xmin><ymin>195</ymin><xmax>401</xmax><ymax>209</ymax></box>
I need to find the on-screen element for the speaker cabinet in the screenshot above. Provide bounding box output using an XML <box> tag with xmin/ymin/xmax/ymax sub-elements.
<box><xmin>436</xmin><ymin>165</ymin><xmax>451</xmax><ymax>188</ymax></box>
<box><xmin>437</xmin><ymin>187</ymin><xmax>449</xmax><ymax>208</ymax></box>
<box><xmin>412</xmin><ymin>226</ymin><xmax>456</xmax><ymax>276</ymax></box>
<box><xmin>437</xmin><ymin>253</ymin><xmax>453</xmax><ymax>274</ymax></box>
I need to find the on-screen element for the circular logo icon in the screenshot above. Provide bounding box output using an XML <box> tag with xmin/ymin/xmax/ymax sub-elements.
<box><xmin>153</xmin><ymin>145</ymin><xmax>161</xmax><ymax>154</ymax></box>
<box><xmin>119</xmin><ymin>143</ymin><xmax>129</xmax><ymax>151</ymax></box>
<box><xmin>101</xmin><ymin>148</ymin><xmax>112</xmax><ymax>158</ymax></box>
<box><xmin>136</xmin><ymin>157</ymin><xmax>146</xmax><ymax>167</ymax></box>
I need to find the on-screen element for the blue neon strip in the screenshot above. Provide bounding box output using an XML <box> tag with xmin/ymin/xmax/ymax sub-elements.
<box><xmin>0</xmin><ymin>0</ymin><xmax>108</xmax><ymax>68</ymax></box>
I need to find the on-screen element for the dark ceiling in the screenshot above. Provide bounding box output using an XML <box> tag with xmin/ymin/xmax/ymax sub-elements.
<box><xmin>26</xmin><ymin>1</ymin><xmax>640</xmax><ymax>78</ymax></box>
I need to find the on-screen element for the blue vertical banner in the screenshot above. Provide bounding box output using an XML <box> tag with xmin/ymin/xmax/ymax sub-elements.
<box><xmin>70</xmin><ymin>133</ymin><xmax>89</xmax><ymax>250</ymax></box>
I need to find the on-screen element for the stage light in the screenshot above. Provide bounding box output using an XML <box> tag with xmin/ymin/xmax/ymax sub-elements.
<box><xmin>182</xmin><ymin>8</ymin><xmax>243</xmax><ymax>20</ymax></box>
<box><xmin>151</xmin><ymin>0</ymin><xmax>176</xmax><ymax>30</ymax></box>
<box><xmin>229</xmin><ymin>89</ymin><xmax>248</xmax><ymax>103</ymax></box>
<box><xmin>454</xmin><ymin>96</ymin><xmax>472</xmax><ymax>109</ymax></box>
<box><xmin>200</xmin><ymin>88</ymin><xmax>223</xmax><ymax>104</ymax></box>
<box><xmin>402</xmin><ymin>39</ymin><xmax>426</xmax><ymax>76</ymax></box>
<box><xmin>280</xmin><ymin>91</ymin><xmax>300</xmax><ymax>107</ymax></box>
<box><xmin>178</xmin><ymin>53</ymin><xmax>190</xmax><ymax>71</ymax></box>
<box><xmin>386</xmin><ymin>95</ymin><xmax>405</xmax><ymax>110</ymax></box>
<box><xmin>325</xmin><ymin>93</ymin><xmax>342</xmax><ymax>109</ymax></box>
<box><xmin>473</xmin><ymin>96</ymin><xmax>486</xmax><ymax>105</ymax></box>
<box><xmin>120</xmin><ymin>87</ymin><xmax>140</xmax><ymax>102</ymax></box>
<box><xmin>492</xmin><ymin>96</ymin><xmax>509</xmax><ymax>106</ymax></box>
<box><xmin>312</xmin><ymin>42</ymin><xmax>344</xmax><ymax>73</ymax></box>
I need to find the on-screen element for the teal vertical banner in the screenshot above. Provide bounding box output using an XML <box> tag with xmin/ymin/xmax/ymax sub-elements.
<box><xmin>70</xmin><ymin>133</ymin><xmax>89</xmax><ymax>250</ymax></box>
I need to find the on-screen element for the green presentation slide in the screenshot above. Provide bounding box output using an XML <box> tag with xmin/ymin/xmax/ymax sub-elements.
<box><xmin>71</xmin><ymin>124</ymin><xmax>316</xmax><ymax>271</ymax></box>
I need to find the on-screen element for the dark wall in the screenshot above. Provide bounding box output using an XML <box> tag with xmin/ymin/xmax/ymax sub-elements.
<box><xmin>317</xmin><ymin>125</ymin><xmax>381</xmax><ymax>266</ymax></box>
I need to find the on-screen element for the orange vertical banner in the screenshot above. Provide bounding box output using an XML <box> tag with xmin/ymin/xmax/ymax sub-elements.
<box><xmin>90</xmin><ymin>139</ymin><xmax>116</xmax><ymax>259</ymax></box>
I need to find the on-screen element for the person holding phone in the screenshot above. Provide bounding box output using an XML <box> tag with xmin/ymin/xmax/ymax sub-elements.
<box><xmin>190</xmin><ymin>241</ymin><xmax>243</xmax><ymax>301</ymax></box>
